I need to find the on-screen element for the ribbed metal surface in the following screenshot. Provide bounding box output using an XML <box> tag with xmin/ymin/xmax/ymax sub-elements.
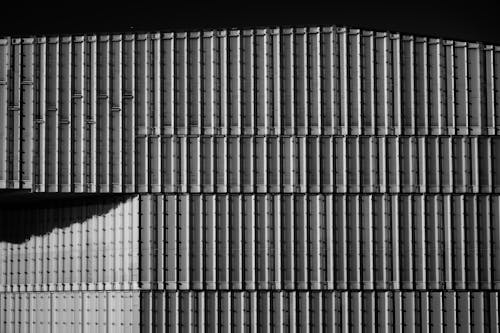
<box><xmin>1</xmin><ymin>24</ymin><xmax>500</xmax><ymax>332</ymax></box>
<box><xmin>0</xmin><ymin>29</ymin><xmax>499</xmax><ymax>192</ymax></box>
<box><xmin>2</xmin><ymin>291</ymin><xmax>497</xmax><ymax>332</ymax></box>
<box><xmin>139</xmin><ymin>194</ymin><xmax>500</xmax><ymax>291</ymax></box>
<box><xmin>139</xmin><ymin>291</ymin><xmax>500</xmax><ymax>332</ymax></box>
<box><xmin>2</xmin><ymin>193</ymin><xmax>499</xmax><ymax>292</ymax></box>
<box><xmin>0</xmin><ymin>291</ymin><xmax>140</xmax><ymax>332</ymax></box>
<box><xmin>0</xmin><ymin>196</ymin><xmax>140</xmax><ymax>292</ymax></box>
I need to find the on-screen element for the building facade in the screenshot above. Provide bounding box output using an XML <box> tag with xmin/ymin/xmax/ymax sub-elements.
<box><xmin>1</xmin><ymin>26</ymin><xmax>500</xmax><ymax>331</ymax></box>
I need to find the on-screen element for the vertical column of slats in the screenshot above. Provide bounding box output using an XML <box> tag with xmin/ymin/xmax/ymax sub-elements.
<box><xmin>272</xmin><ymin>195</ymin><xmax>282</xmax><ymax>290</ymax></box>
<box><xmin>378</xmin><ymin>136</ymin><xmax>386</xmax><ymax>192</ymax></box>
<box><xmin>178</xmin><ymin>195</ymin><xmax>189</xmax><ymax>289</ymax></box>
<box><xmin>347</xmin><ymin>195</ymin><xmax>361</xmax><ymax>288</ymax></box>
<box><xmin>96</xmin><ymin>36</ymin><xmax>109</xmax><ymax>192</ymax></box>
<box><xmin>361</xmin><ymin>195</ymin><xmax>374</xmax><ymax>289</ymax></box>
<box><xmin>282</xmin><ymin>195</ymin><xmax>294</xmax><ymax>289</ymax></box>
<box><xmin>338</xmin><ymin>28</ymin><xmax>348</xmax><ymax>135</ymax></box>
<box><xmin>455</xmin><ymin>42</ymin><xmax>469</xmax><ymax>135</ymax></box>
<box><xmin>255</xmin><ymin>136</ymin><xmax>266</xmax><ymax>192</ymax></box>
<box><xmin>120</xmin><ymin>35</ymin><xmax>136</xmax><ymax>192</ymax></box>
<box><xmin>241</xmin><ymin>30</ymin><xmax>254</xmax><ymax>135</ymax></box>
<box><xmin>466</xmin><ymin>196</ymin><xmax>479</xmax><ymax>289</ymax></box>
<box><xmin>121</xmin><ymin>197</ymin><xmax>132</xmax><ymax>288</ymax></box>
<box><xmin>189</xmin><ymin>195</ymin><xmax>202</xmax><ymax>289</ymax></box>
<box><xmin>468</xmin><ymin>44</ymin><xmax>483</xmax><ymax>134</ymax></box>
<box><xmin>307</xmin><ymin>28</ymin><xmax>320</xmax><ymax>135</ymax></box>
<box><xmin>391</xmin><ymin>34</ymin><xmax>402</xmax><ymax>136</ymax></box>
<box><xmin>414</xmin><ymin>196</ymin><xmax>426</xmax><ymax>289</ymax></box>
<box><xmin>204</xmin><ymin>195</ymin><xmax>216</xmax><ymax>290</ymax></box>
<box><xmin>267</xmin><ymin>136</ymin><xmax>279</xmax><ymax>192</ymax></box>
<box><xmin>484</xmin><ymin>46</ymin><xmax>496</xmax><ymax>135</ymax></box>
<box><xmin>445</xmin><ymin>40</ymin><xmax>456</xmax><ymax>135</ymax></box>
<box><xmin>348</xmin><ymin>30</ymin><xmax>361</xmax><ymax>135</ymax></box>
<box><xmin>442</xmin><ymin>195</ymin><xmax>453</xmax><ymax>290</ymax></box>
<box><xmin>255</xmin><ymin>29</ymin><xmax>268</xmax><ymax>135</ymax></box>
<box><xmin>402</xmin><ymin>36</ymin><xmax>415</xmax><ymax>135</ymax></box>
<box><xmin>399</xmin><ymin>196</ymin><xmax>413</xmax><ymax>289</ymax></box>
<box><xmin>214</xmin><ymin>136</ymin><xmax>227</xmax><ymax>192</ymax></box>
<box><xmin>91</xmin><ymin>200</ymin><xmax>102</xmax><ymax>289</ymax></box>
<box><xmin>492</xmin><ymin>196</ymin><xmax>500</xmax><ymax>289</ymax></box>
<box><xmin>294</xmin><ymin>28</ymin><xmax>307</xmax><ymax>136</ymax></box>
<box><xmin>58</xmin><ymin>37</ymin><xmax>72</xmax><ymax>192</ymax></box>
<box><xmin>216</xmin><ymin>195</ymin><xmax>229</xmax><ymax>290</ymax></box>
<box><xmin>320</xmin><ymin>28</ymin><xmax>333</xmax><ymax>135</ymax></box>
<box><xmin>361</xmin><ymin>31</ymin><xmax>375</xmax><ymax>135</ymax></box>
<box><xmin>131</xmin><ymin>196</ymin><xmax>141</xmax><ymax>288</ymax></box>
<box><xmin>45</xmin><ymin>38</ymin><xmax>59</xmax><ymax>192</ymax></box>
<box><xmin>187</xmin><ymin>137</ymin><xmax>200</xmax><ymax>192</ymax></box>
<box><xmin>373</xmin><ymin>195</ymin><xmax>385</xmax><ymax>289</ymax></box>
<box><xmin>8</xmin><ymin>39</ymin><xmax>22</xmax><ymax>189</ymax></box>
<box><xmin>415</xmin><ymin>37</ymin><xmax>429</xmax><ymax>136</ymax></box>
<box><xmin>83</xmin><ymin>36</ymin><xmax>97</xmax><ymax>192</ymax></box>
<box><xmin>228</xmin><ymin>30</ymin><xmax>241</xmax><ymax>135</ymax></box>
<box><xmin>104</xmin><ymin>200</ymin><xmax>115</xmax><ymax>288</ymax></box>
<box><xmin>188</xmin><ymin>33</ymin><xmax>201</xmax><ymax>136</ymax></box>
<box><xmin>243</xmin><ymin>196</ymin><xmax>256</xmax><ymax>289</ymax></box>
<box><xmin>228</xmin><ymin>136</ymin><xmax>240</xmax><ymax>192</ymax></box>
<box><xmin>452</xmin><ymin>195</ymin><xmax>466</xmax><ymax>289</ymax></box>
<box><xmin>164</xmin><ymin>195</ymin><xmax>177</xmax><ymax>290</ymax></box>
<box><xmin>387</xmin><ymin>137</ymin><xmax>399</xmax><ymax>192</ymax></box>
<box><xmin>202</xmin><ymin>32</ymin><xmax>214</xmax><ymax>135</ymax></box>
<box><xmin>161</xmin><ymin>136</ymin><xmax>174</xmax><ymax>192</ymax></box>
<box><xmin>109</xmin><ymin>36</ymin><xmax>123</xmax><ymax>192</ymax></box>
<box><xmin>201</xmin><ymin>136</ymin><xmax>213</xmax><ymax>192</ymax></box>
<box><xmin>376</xmin><ymin>33</ymin><xmax>390</xmax><ymax>135</ymax></box>
<box><xmin>20</xmin><ymin>39</ymin><xmax>34</xmax><ymax>190</ymax></box>
<box><xmin>0</xmin><ymin>38</ymin><xmax>9</xmax><ymax>188</ymax></box>
<box><xmin>429</xmin><ymin>39</ymin><xmax>444</xmax><ymax>135</ymax></box>
<box><xmin>71</xmin><ymin>37</ymin><xmax>85</xmax><ymax>192</ymax></box>
<box><xmin>307</xmin><ymin>196</ymin><xmax>319</xmax><ymax>289</ymax></box>
<box><xmin>478</xmin><ymin>196</ymin><xmax>491</xmax><ymax>289</ymax></box>
<box><xmin>135</xmin><ymin>34</ymin><xmax>149</xmax><ymax>192</ymax></box>
<box><xmin>281</xmin><ymin>136</ymin><xmax>292</xmax><ymax>192</ymax></box>
<box><xmin>241</xmin><ymin>136</ymin><xmax>253</xmax><ymax>192</ymax></box>
<box><xmin>271</xmin><ymin>29</ymin><xmax>281</xmax><ymax>135</ymax></box>
<box><xmin>494</xmin><ymin>47</ymin><xmax>500</xmax><ymax>135</ymax></box>
<box><xmin>62</xmin><ymin>205</ymin><xmax>71</xmax><ymax>288</ymax></box>
<box><xmin>174</xmin><ymin>33</ymin><xmax>188</xmax><ymax>135</ymax></box>
<box><xmin>306</xmin><ymin>137</ymin><xmax>319</xmax><ymax>192</ymax></box>
<box><xmin>116</xmin><ymin>198</ymin><xmax>126</xmax><ymax>288</ymax></box>
<box><xmin>229</xmin><ymin>195</ymin><xmax>242</xmax><ymax>289</ymax></box>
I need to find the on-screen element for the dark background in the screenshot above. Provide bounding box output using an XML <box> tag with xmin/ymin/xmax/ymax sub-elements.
<box><xmin>0</xmin><ymin>4</ymin><xmax>498</xmax><ymax>44</ymax></box>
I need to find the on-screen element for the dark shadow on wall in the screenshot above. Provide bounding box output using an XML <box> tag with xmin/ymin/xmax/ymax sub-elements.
<box><xmin>0</xmin><ymin>192</ymin><xmax>136</xmax><ymax>244</ymax></box>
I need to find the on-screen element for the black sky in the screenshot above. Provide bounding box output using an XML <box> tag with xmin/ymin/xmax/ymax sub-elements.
<box><xmin>1</xmin><ymin>4</ymin><xmax>498</xmax><ymax>45</ymax></box>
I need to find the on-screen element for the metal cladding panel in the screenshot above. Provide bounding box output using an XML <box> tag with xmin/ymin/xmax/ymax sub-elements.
<box><xmin>137</xmin><ymin>291</ymin><xmax>500</xmax><ymax>332</ymax></box>
<box><xmin>0</xmin><ymin>196</ymin><xmax>140</xmax><ymax>292</ymax></box>
<box><xmin>0</xmin><ymin>291</ymin><xmax>141</xmax><ymax>332</ymax></box>
<box><xmin>0</xmin><ymin>29</ymin><xmax>499</xmax><ymax>192</ymax></box>
<box><xmin>23</xmin><ymin>135</ymin><xmax>500</xmax><ymax>193</ymax></box>
<box><xmin>138</xmin><ymin>194</ymin><xmax>500</xmax><ymax>291</ymax></box>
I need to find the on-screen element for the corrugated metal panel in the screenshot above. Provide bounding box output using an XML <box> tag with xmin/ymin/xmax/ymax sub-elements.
<box><xmin>0</xmin><ymin>291</ymin><xmax>141</xmax><ymax>332</ymax></box>
<box><xmin>138</xmin><ymin>291</ymin><xmax>500</xmax><ymax>332</ymax></box>
<box><xmin>138</xmin><ymin>194</ymin><xmax>500</xmax><ymax>291</ymax></box>
<box><xmin>0</xmin><ymin>196</ymin><xmax>140</xmax><ymax>291</ymax></box>
<box><xmin>0</xmin><ymin>29</ymin><xmax>499</xmax><ymax>192</ymax></box>
<box><xmin>21</xmin><ymin>135</ymin><xmax>500</xmax><ymax>193</ymax></box>
<box><xmin>2</xmin><ymin>291</ymin><xmax>496</xmax><ymax>332</ymax></box>
<box><xmin>3</xmin><ymin>193</ymin><xmax>499</xmax><ymax>292</ymax></box>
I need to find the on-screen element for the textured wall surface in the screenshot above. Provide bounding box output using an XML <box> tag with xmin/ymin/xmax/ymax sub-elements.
<box><xmin>1</xmin><ymin>25</ymin><xmax>500</xmax><ymax>331</ymax></box>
